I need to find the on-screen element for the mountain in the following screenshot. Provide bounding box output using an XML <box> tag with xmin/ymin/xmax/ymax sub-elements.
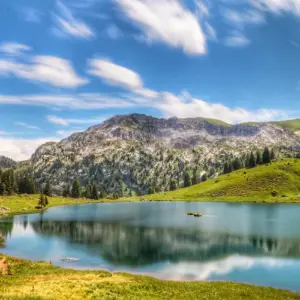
<box><xmin>27</xmin><ymin>114</ymin><xmax>300</xmax><ymax>195</ymax></box>
<box><xmin>0</xmin><ymin>156</ymin><xmax>16</xmax><ymax>169</ymax></box>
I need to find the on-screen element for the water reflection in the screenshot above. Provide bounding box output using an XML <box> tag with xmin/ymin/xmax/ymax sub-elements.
<box><xmin>1</xmin><ymin>202</ymin><xmax>300</xmax><ymax>291</ymax></box>
<box><xmin>28</xmin><ymin>219</ymin><xmax>297</xmax><ymax>266</ymax></box>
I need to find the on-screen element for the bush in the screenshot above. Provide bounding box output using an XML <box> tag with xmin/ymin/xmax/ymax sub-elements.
<box><xmin>271</xmin><ymin>191</ymin><xmax>279</xmax><ymax>197</ymax></box>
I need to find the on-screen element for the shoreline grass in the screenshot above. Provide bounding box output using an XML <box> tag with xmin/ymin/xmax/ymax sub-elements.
<box><xmin>0</xmin><ymin>255</ymin><xmax>299</xmax><ymax>300</ymax></box>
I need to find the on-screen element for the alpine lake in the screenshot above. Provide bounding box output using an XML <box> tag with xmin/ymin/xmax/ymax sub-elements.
<box><xmin>1</xmin><ymin>201</ymin><xmax>300</xmax><ymax>292</ymax></box>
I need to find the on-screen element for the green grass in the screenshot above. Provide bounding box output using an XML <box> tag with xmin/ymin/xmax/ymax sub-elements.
<box><xmin>201</xmin><ymin>117</ymin><xmax>232</xmax><ymax>127</ymax></box>
<box><xmin>0</xmin><ymin>255</ymin><xmax>299</xmax><ymax>300</ymax></box>
<box><xmin>131</xmin><ymin>159</ymin><xmax>300</xmax><ymax>203</ymax></box>
<box><xmin>0</xmin><ymin>195</ymin><xmax>134</xmax><ymax>217</ymax></box>
<box><xmin>273</xmin><ymin>119</ymin><xmax>300</xmax><ymax>133</ymax></box>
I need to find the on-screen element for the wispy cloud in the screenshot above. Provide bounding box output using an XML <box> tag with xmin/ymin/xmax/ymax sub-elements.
<box><xmin>47</xmin><ymin>115</ymin><xmax>107</xmax><ymax>126</ymax></box>
<box><xmin>88</xmin><ymin>58</ymin><xmax>143</xmax><ymax>90</ymax></box>
<box><xmin>251</xmin><ymin>0</ymin><xmax>300</xmax><ymax>15</ymax></box>
<box><xmin>0</xmin><ymin>57</ymin><xmax>289</xmax><ymax>124</ymax></box>
<box><xmin>222</xmin><ymin>8</ymin><xmax>265</xmax><ymax>26</ymax></box>
<box><xmin>290</xmin><ymin>40</ymin><xmax>300</xmax><ymax>48</ymax></box>
<box><xmin>0</xmin><ymin>42</ymin><xmax>31</xmax><ymax>57</ymax></box>
<box><xmin>53</xmin><ymin>0</ymin><xmax>95</xmax><ymax>39</ymax></box>
<box><xmin>224</xmin><ymin>31</ymin><xmax>251</xmax><ymax>47</ymax></box>
<box><xmin>115</xmin><ymin>0</ymin><xmax>207</xmax><ymax>55</ymax></box>
<box><xmin>15</xmin><ymin>122</ymin><xmax>39</xmax><ymax>130</ymax></box>
<box><xmin>0</xmin><ymin>55</ymin><xmax>88</xmax><ymax>88</ymax></box>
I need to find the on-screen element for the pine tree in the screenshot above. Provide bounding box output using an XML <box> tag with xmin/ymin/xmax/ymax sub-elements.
<box><xmin>99</xmin><ymin>190</ymin><xmax>105</xmax><ymax>199</ymax></box>
<box><xmin>62</xmin><ymin>185</ymin><xmax>70</xmax><ymax>197</ymax></box>
<box><xmin>1</xmin><ymin>169</ymin><xmax>15</xmax><ymax>195</ymax></box>
<box><xmin>192</xmin><ymin>173</ymin><xmax>197</xmax><ymax>185</ymax></box>
<box><xmin>201</xmin><ymin>174</ymin><xmax>207</xmax><ymax>182</ymax></box>
<box><xmin>249</xmin><ymin>152</ymin><xmax>256</xmax><ymax>168</ymax></box>
<box><xmin>245</xmin><ymin>154</ymin><xmax>250</xmax><ymax>168</ymax></box>
<box><xmin>92</xmin><ymin>184</ymin><xmax>99</xmax><ymax>200</ymax></box>
<box><xmin>262</xmin><ymin>147</ymin><xmax>271</xmax><ymax>164</ymax></box>
<box><xmin>233</xmin><ymin>158</ymin><xmax>242</xmax><ymax>171</ymax></box>
<box><xmin>26</xmin><ymin>176</ymin><xmax>36</xmax><ymax>194</ymax></box>
<box><xmin>148</xmin><ymin>187</ymin><xmax>154</xmax><ymax>194</ymax></box>
<box><xmin>38</xmin><ymin>193</ymin><xmax>48</xmax><ymax>208</ymax></box>
<box><xmin>256</xmin><ymin>151</ymin><xmax>262</xmax><ymax>165</ymax></box>
<box><xmin>44</xmin><ymin>195</ymin><xmax>49</xmax><ymax>206</ymax></box>
<box><xmin>44</xmin><ymin>182</ymin><xmax>52</xmax><ymax>197</ymax></box>
<box><xmin>85</xmin><ymin>184</ymin><xmax>92</xmax><ymax>199</ymax></box>
<box><xmin>0</xmin><ymin>182</ymin><xmax>5</xmax><ymax>195</ymax></box>
<box><xmin>270</xmin><ymin>149</ymin><xmax>276</xmax><ymax>160</ymax></box>
<box><xmin>183</xmin><ymin>172</ymin><xmax>191</xmax><ymax>187</ymax></box>
<box><xmin>129</xmin><ymin>189</ymin><xmax>132</xmax><ymax>197</ymax></box>
<box><xmin>71</xmin><ymin>179</ymin><xmax>81</xmax><ymax>198</ymax></box>
<box><xmin>170</xmin><ymin>179</ymin><xmax>177</xmax><ymax>191</ymax></box>
<box><xmin>223</xmin><ymin>162</ymin><xmax>229</xmax><ymax>174</ymax></box>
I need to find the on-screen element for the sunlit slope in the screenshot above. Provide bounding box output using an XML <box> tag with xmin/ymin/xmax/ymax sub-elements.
<box><xmin>141</xmin><ymin>159</ymin><xmax>300</xmax><ymax>202</ymax></box>
<box><xmin>273</xmin><ymin>119</ymin><xmax>300</xmax><ymax>134</ymax></box>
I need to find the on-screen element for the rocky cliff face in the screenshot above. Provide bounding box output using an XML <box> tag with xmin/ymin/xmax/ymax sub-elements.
<box><xmin>28</xmin><ymin>114</ymin><xmax>300</xmax><ymax>195</ymax></box>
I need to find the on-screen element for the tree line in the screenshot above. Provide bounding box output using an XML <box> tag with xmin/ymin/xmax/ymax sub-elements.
<box><xmin>223</xmin><ymin>147</ymin><xmax>275</xmax><ymax>175</ymax></box>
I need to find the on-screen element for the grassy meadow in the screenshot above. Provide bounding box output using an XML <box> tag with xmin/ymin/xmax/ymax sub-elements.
<box><xmin>134</xmin><ymin>158</ymin><xmax>300</xmax><ymax>203</ymax></box>
<box><xmin>0</xmin><ymin>255</ymin><xmax>299</xmax><ymax>300</ymax></box>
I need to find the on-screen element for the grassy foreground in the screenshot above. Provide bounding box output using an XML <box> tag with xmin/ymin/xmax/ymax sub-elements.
<box><xmin>134</xmin><ymin>159</ymin><xmax>300</xmax><ymax>203</ymax></box>
<box><xmin>0</xmin><ymin>255</ymin><xmax>299</xmax><ymax>300</ymax></box>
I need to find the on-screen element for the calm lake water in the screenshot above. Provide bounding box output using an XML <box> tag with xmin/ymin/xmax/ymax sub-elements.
<box><xmin>1</xmin><ymin>202</ymin><xmax>300</xmax><ymax>291</ymax></box>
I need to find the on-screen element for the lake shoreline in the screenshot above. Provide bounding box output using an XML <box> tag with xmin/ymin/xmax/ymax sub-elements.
<box><xmin>0</xmin><ymin>254</ymin><xmax>299</xmax><ymax>299</ymax></box>
<box><xmin>1</xmin><ymin>194</ymin><xmax>300</xmax><ymax>218</ymax></box>
<box><xmin>1</xmin><ymin>200</ymin><xmax>300</xmax><ymax>298</ymax></box>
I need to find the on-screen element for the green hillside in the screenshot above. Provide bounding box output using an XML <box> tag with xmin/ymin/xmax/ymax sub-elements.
<box><xmin>139</xmin><ymin>159</ymin><xmax>300</xmax><ymax>202</ymax></box>
<box><xmin>273</xmin><ymin>119</ymin><xmax>300</xmax><ymax>133</ymax></box>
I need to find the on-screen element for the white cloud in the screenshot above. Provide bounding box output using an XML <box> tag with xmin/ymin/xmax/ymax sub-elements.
<box><xmin>251</xmin><ymin>0</ymin><xmax>300</xmax><ymax>15</ymax></box>
<box><xmin>88</xmin><ymin>58</ymin><xmax>143</xmax><ymax>90</ymax></box>
<box><xmin>222</xmin><ymin>8</ymin><xmax>265</xmax><ymax>26</ymax></box>
<box><xmin>205</xmin><ymin>22</ymin><xmax>217</xmax><ymax>41</ymax></box>
<box><xmin>0</xmin><ymin>42</ymin><xmax>32</xmax><ymax>56</ymax></box>
<box><xmin>115</xmin><ymin>0</ymin><xmax>207</xmax><ymax>55</ymax></box>
<box><xmin>0</xmin><ymin>58</ymin><xmax>289</xmax><ymax>124</ymax></box>
<box><xmin>224</xmin><ymin>32</ymin><xmax>251</xmax><ymax>47</ymax></box>
<box><xmin>47</xmin><ymin>115</ymin><xmax>107</xmax><ymax>126</ymax></box>
<box><xmin>53</xmin><ymin>0</ymin><xmax>95</xmax><ymax>39</ymax></box>
<box><xmin>195</xmin><ymin>0</ymin><xmax>210</xmax><ymax>17</ymax></box>
<box><xmin>152</xmin><ymin>255</ymin><xmax>294</xmax><ymax>281</ymax></box>
<box><xmin>47</xmin><ymin>115</ymin><xmax>69</xmax><ymax>126</ymax></box>
<box><xmin>0</xmin><ymin>137</ymin><xmax>59</xmax><ymax>161</ymax></box>
<box><xmin>15</xmin><ymin>122</ymin><xmax>39</xmax><ymax>130</ymax></box>
<box><xmin>152</xmin><ymin>91</ymin><xmax>287</xmax><ymax>124</ymax></box>
<box><xmin>0</xmin><ymin>94</ymin><xmax>133</xmax><ymax>109</ymax></box>
<box><xmin>0</xmin><ymin>90</ymin><xmax>287</xmax><ymax>124</ymax></box>
<box><xmin>0</xmin><ymin>55</ymin><xmax>88</xmax><ymax>88</ymax></box>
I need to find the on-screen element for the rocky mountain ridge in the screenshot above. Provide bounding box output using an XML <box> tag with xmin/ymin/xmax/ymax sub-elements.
<box><xmin>26</xmin><ymin>114</ymin><xmax>300</xmax><ymax>195</ymax></box>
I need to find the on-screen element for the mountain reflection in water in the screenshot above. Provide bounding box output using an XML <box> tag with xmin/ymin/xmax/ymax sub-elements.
<box><xmin>1</xmin><ymin>202</ymin><xmax>300</xmax><ymax>291</ymax></box>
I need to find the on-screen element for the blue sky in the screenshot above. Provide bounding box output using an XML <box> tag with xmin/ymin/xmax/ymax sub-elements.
<box><xmin>0</xmin><ymin>0</ymin><xmax>300</xmax><ymax>160</ymax></box>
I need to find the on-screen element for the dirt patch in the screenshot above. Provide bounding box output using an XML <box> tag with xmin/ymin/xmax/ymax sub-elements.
<box><xmin>0</xmin><ymin>257</ymin><xmax>8</xmax><ymax>275</ymax></box>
